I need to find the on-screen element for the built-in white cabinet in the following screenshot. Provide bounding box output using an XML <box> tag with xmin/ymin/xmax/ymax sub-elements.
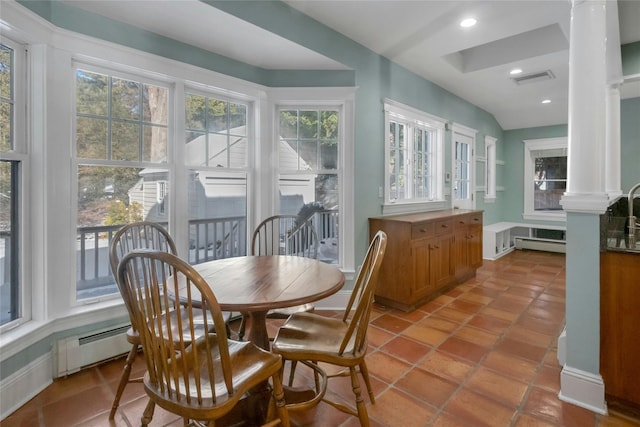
<box><xmin>483</xmin><ymin>222</ymin><xmax>566</xmax><ymax>260</ymax></box>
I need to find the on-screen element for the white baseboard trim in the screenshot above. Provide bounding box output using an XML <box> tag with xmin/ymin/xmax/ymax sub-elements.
<box><xmin>559</xmin><ymin>365</ymin><xmax>607</xmax><ymax>415</ymax></box>
<box><xmin>0</xmin><ymin>353</ymin><xmax>53</xmax><ymax>421</ymax></box>
<box><xmin>313</xmin><ymin>289</ymin><xmax>350</xmax><ymax>311</ymax></box>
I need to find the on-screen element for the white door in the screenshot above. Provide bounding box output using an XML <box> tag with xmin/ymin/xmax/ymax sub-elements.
<box><xmin>452</xmin><ymin>125</ymin><xmax>476</xmax><ymax>210</ymax></box>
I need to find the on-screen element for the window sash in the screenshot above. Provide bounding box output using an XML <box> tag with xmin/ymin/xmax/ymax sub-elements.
<box><xmin>276</xmin><ymin>106</ymin><xmax>342</xmax><ymax>266</ymax></box>
<box><xmin>523</xmin><ymin>137</ymin><xmax>567</xmax><ymax>220</ymax></box>
<box><xmin>384</xmin><ymin>99</ymin><xmax>444</xmax><ymax>207</ymax></box>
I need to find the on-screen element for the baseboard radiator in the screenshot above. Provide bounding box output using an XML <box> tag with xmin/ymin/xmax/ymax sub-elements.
<box><xmin>515</xmin><ymin>238</ymin><xmax>566</xmax><ymax>254</ymax></box>
<box><xmin>56</xmin><ymin>324</ymin><xmax>131</xmax><ymax>377</ymax></box>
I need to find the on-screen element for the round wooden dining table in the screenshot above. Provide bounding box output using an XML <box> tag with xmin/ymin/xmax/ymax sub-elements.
<box><xmin>177</xmin><ymin>255</ymin><xmax>345</xmax><ymax>350</ymax></box>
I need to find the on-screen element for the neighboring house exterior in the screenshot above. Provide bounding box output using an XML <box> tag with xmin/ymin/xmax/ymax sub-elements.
<box><xmin>128</xmin><ymin>127</ymin><xmax>321</xmax><ymax>253</ymax></box>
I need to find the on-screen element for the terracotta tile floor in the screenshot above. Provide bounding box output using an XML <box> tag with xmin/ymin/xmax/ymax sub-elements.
<box><xmin>4</xmin><ymin>250</ymin><xmax>640</xmax><ymax>427</ymax></box>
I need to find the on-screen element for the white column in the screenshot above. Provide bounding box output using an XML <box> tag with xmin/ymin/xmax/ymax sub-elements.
<box><xmin>605</xmin><ymin>85</ymin><xmax>622</xmax><ymax>198</ymax></box>
<box><xmin>562</xmin><ymin>0</ymin><xmax>609</xmax><ymax>210</ymax></box>
<box><xmin>558</xmin><ymin>0</ymin><xmax>610</xmax><ymax>415</ymax></box>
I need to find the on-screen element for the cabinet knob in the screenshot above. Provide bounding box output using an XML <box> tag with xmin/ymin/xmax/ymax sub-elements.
<box><xmin>419</xmin><ymin>228</ymin><xmax>427</xmax><ymax>233</ymax></box>
<box><xmin>441</xmin><ymin>224</ymin><xmax>448</xmax><ymax>228</ymax></box>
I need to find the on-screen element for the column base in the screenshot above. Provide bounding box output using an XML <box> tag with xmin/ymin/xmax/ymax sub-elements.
<box><xmin>559</xmin><ymin>365</ymin><xmax>607</xmax><ymax>415</ymax></box>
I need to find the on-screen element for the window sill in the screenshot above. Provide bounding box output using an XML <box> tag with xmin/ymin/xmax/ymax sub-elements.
<box><xmin>0</xmin><ymin>300</ymin><xmax>129</xmax><ymax>362</ymax></box>
<box><xmin>522</xmin><ymin>212</ymin><xmax>566</xmax><ymax>222</ymax></box>
<box><xmin>382</xmin><ymin>200</ymin><xmax>447</xmax><ymax>216</ymax></box>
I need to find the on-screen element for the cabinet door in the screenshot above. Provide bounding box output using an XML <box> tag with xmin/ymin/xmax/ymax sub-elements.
<box><xmin>411</xmin><ymin>239</ymin><xmax>432</xmax><ymax>299</ymax></box>
<box><xmin>469</xmin><ymin>223</ymin><xmax>483</xmax><ymax>268</ymax></box>
<box><xmin>430</xmin><ymin>234</ymin><xmax>453</xmax><ymax>289</ymax></box>
<box><xmin>454</xmin><ymin>229</ymin><xmax>470</xmax><ymax>280</ymax></box>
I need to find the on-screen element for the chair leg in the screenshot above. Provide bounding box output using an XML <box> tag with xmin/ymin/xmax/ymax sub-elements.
<box><xmin>271</xmin><ymin>373</ymin><xmax>291</xmax><ymax>427</ymax></box>
<box><xmin>349</xmin><ymin>366</ymin><xmax>370</xmax><ymax>427</ymax></box>
<box><xmin>109</xmin><ymin>343</ymin><xmax>138</xmax><ymax>420</ymax></box>
<box><xmin>287</xmin><ymin>360</ymin><xmax>298</xmax><ymax>387</ymax></box>
<box><xmin>359</xmin><ymin>361</ymin><xmax>375</xmax><ymax>404</ymax></box>
<box><xmin>141</xmin><ymin>398</ymin><xmax>156</xmax><ymax>427</ymax></box>
<box><xmin>238</xmin><ymin>312</ymin><xmax>249</xmax><ymax>341</ymax></box>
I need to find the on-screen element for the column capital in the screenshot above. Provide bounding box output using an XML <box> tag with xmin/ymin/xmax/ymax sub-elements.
<box><xmin>560</xmin><ymin>192</ymin><xmax>610</xmax><ymax>214</ymax></box>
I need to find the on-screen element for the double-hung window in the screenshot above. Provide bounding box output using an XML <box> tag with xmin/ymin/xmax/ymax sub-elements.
<box><xmin>383</xmin><ymin>99</ymin><xmax>445</xmax><ymax>214</ymax></box>
<box><xmin>277</xmin><ymin>106</ymin><xmax>341</xmax><ymax>264</ymax></box>
<box><xmin>185</xmin><ymin>91</ymin><xmax>250</xmax><ymax>264</ymax></box>
<box><xmin>0</xmin><ymin>38</ymin><xmax>26</xmax><ymax>327</ymax></box>
<box><xmin>74</xmin><ymin>65</ymin><xmax>169</xmax><ymax>301</ymax></box>
<box><xmin>523</xmin><ymin>137</ymin><xmax>567</xmax><ymax>221</ymax></box>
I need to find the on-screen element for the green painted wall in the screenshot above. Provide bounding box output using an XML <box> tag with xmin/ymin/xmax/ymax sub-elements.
<box><xmin>622</xmin><ymin>41</ymin><xmax>640</xmax><ymax>77</ymax></box>
<box><xmin>621</xmin><ymin>97</ymin><xmax>640</xmax><ymax>193</ymax></box>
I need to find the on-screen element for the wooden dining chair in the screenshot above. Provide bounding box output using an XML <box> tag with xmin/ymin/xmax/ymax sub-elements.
<box><xmin>117</xmin><ymin>249</ymin><xmax>290</xmax><ymax>427</ymax></box>
<box><xmin>108</xmin><ymin>221</ymin><xmax>230</xmax><ymax>424</ymax></box>
<box><xmin>238</xmin><ymin>214</ymin><xmax>319</xmax><ymax>340</ymax></box>
<box><xmin>271</xmin><ymin>230</ymin><xmax>387</xmax><ymax>427</ymax></box>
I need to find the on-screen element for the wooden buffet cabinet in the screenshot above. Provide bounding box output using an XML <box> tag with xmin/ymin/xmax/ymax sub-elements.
<box><xmin>369</xmin><ymin>209</ymin><xmax>483</xmax><ymax>312</ymax></box>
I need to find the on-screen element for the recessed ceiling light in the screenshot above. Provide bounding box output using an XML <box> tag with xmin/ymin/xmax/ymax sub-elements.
<box><xmin>460</xmin><ymin>18</ymin><xmax>477</xmax><ymax>28</ymax></box>
<box><xmin>542</xmin><ymin>99</ymin><xmax>551</xmax><ymax>104</ymax></box>
<box><xmin>510</xmin><ymin>68</ymin><xmax>523</xmax><ymax>75</ymax></box>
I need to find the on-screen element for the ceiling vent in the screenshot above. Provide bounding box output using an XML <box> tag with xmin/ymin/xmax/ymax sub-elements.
<box><xmin>511</xmin><ymin>70</ymin><xmax>555</xmax><ymax>85</ymax></box>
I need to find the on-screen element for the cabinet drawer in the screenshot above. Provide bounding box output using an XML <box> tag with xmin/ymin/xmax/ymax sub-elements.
<box><xmin>434</xmin><ymin>219</ymin><xmax>453</xmax><ymax>235</ymax></box>
<box><xmin>411</xmin><ymin>222</ymin><xmax>434</xmax><ymax>240</ymax></box>
<box><xmin>455</xmin><ymin>214</ymin><xmax>482</xmax><ymax>229</ymax></box>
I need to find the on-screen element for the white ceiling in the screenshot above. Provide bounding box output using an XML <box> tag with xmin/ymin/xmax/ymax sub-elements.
<box><xmin>63</xmin><ymin>0</ymin><xmax>640</xmax><ymax>130</ymax></box>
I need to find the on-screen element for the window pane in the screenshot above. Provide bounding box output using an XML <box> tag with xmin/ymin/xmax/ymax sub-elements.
<box><xmin>187</xmin><ymin>169</ymin><xmax>247</xmax><ymax>264</ymax></box>
<box><xmin>393</xmin><ymin>122</ymin><xmax>407</xmax><ymax>200</ymax></box>
<box><xmin>229</xmin><ymin>102</ymin><xmax>247</xmax><ymax>135</ymax></box>
<box><xmin>143</xmin><ymin>84</ymin><xmax>167</xmax><ymax>125</ymax></box>
<box><xmin>279</xmin><ymin>173</ymin><xmax>339</xmax><ymax>264</ymax></box>
<box><xmin>185</xmin><ymin>94</ymin><xmax>206</xmax><ymax>130</ymax></box>
<box><xmin>299</xmin><ymin>110</ymin><xmax>318</xmax><ymax>138</ymax></box>
<box><xmin>228</xmin><ymin>136</ymin><xmax>248</xmax><ymax>168</ymax></box>
<box><xmin>0</xmin><ymin>160</ymin><xmax>19</xmax><ymax>326</ymax></box>
<box><xmin>1</xmin><ymin>44</ymin><xmax>13</xmax><ymax>153</ymax></box>
<box><xmin>76</xmin><ymin>165</ymin><xmax>156</xmax><ymax>300</ymax></box>
<box><xmin>207</xmin><ymin>99</ymin><xmax>227</xmax><ymax>132</ymax></box>
<box><xmin>111</xmin><ymin>77</ymin><xmax>140</xmax><ymax>121</ymax></box>
<box><xmin>76</xmin><ymin>70</ymin><xmax>108</xmax><ymax>116</ymax></box>
<box><xmin>320</xmin><ymin>111</ymin><xmax>338</xmax><ymax>139</ymax></box>
<box><xmin>299</xmin><ymin>140</ymin><xmax>318</xmax><ymax>169</ymax></box>
<box><xmin>0</xmin><ymin>45</ymin><xmax>12</xmax><ymax>100</ymax></box>
<box><xmin>143</xmin><ymin>125</ymin><xmax>167</xmax><ymax>163</ymax></box>
<box><xmin>76</xmin><ymin>117</ymin><xmax>108</xmax><ymax>159</ymax></box>
<box><xmin>112</xmin><ymin>121</ymin><xmax>140</xmax><ymax>161</ymax></box>
<box><xmin>280</xmin><ymin>110</ymin><xmax>298</xmax><ymax>139</ymax></box>
<box><xmin>0</xmin><ymin>102</ymin><xmax>11</xmax><ymax>152</ymax></box>
<box><xmin>320</xmin><ymin>140</ymin><xmax>338</xmax><ymax>170</ymax></box>
<box><xmin>185</xmin><ymin>131</ymin><xmax>206</xmax><ymax>166</ymax></box>
<box><xmin>534</xmin><ymin>155</ymin><xmax>567</xmax><ymax>211</ymax></box>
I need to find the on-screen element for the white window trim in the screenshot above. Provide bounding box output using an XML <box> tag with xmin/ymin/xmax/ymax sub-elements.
<box><xmin>523</xmin><ymin>137</ymin><xmax>567</xmax><ymax>222</ymax></box>
<box><xmin>382</xmin><ymin>99</ymin><xmax>446</xmax><ymax>216</ymax></box>
<box><xmin>484</xmin><ymin>136</ymin><xmax>497</xmax><ymax>203</ymax></box>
